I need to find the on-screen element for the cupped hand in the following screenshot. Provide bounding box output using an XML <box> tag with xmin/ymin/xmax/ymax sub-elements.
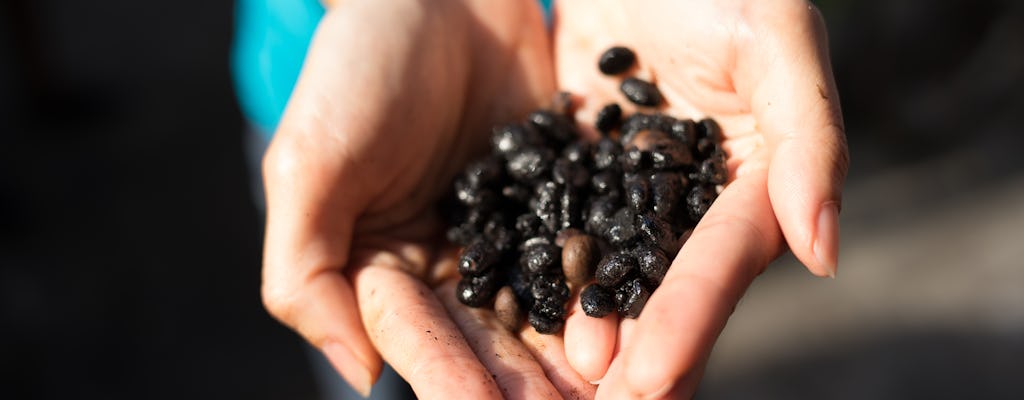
<box><xmin>260</xmin><ymin>0</ymin><xmax>594</xmax><ymax>398</ymax></box>
<box><xmin>551</xmin><ymin>0</ymin><xmax>849</xmax><ymax>397</ymax></box>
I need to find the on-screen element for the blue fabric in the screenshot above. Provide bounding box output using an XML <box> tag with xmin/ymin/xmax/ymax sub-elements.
<box><xmin>232</xmin><ymin>0</ymin><xmax>554</xmax><ymax>139</ymax></box>
<box><xmin>540</xmin><ymin>0</ymin><xmax>553</xmax><ymax>15</ymax></box>
<box><xmin>232</xmin><ymin>0</ymin><xmax>325</xmax><ymax>138</ymax></box>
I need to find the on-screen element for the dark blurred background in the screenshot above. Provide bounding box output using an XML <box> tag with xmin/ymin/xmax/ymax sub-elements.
<box><xmin>1</xmin><ymin>0</ymin><xmax>1021</xmax><ymax>399</ymax></box>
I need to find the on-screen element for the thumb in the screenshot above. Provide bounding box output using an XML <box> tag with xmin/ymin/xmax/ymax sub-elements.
<box><xmin>743</xmin><ymin>2</ymin><xmax>849</xmax><ymax>277</ymax></box>
<box><xmin>260</xmin><ymin>132</ymin><xmax>382</xmax><ymax>397</ymax></box>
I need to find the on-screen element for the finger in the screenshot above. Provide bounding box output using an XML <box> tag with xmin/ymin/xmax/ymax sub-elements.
<box><xmin>261</xmin><ymin>142</ymin><xmax>381</xmax><ymax>396</ymax></box>
<box><xmin>598</xmin><ymin>355</ymin><xmax>703</xmax><ymax>400</ymax></box>
<box><xmin>435</xmin><ymin>281</ymin><xmax>563</xmax><ymax>399</ymax></box>
<box><xmin>619</xmin><ymin>171</ymin><xmax>784</xmax><ymax>398</ymax></box>
<box><xmin>587</xmin><ymin>317</ymin><xmax>638</xmax><ymax>387</ymax></box>
<box><xmin>553</xmin><ymin>0</ymin><xmax>643</xmax><ymax>127</ymax></box>
<box><xmin>261</xmin><ymin>4</ymin><xmax>457</xmax><ymax>394</ymax></box>
<box><xmin>615</xmin><ymin>317</ymin><xmax>638</xmax><ymax>355</ymax></box>
<box><xmin>519</xmin><ymin>326</ymin><xmax>599</xmax><ymax>399</ymax></box>
<box><xmin>593</xmin><ymin>348</ymin><xmax>628</xmax><ymax>399</ymax></box>
<box><xmin>739</xmin><ymin>1</ymin><xmax>849</xmax><ymax>277</ymax></box>
<box><xmin>262</xmin><ymin>271</ymin><xmax>382</xmax><ymax>397</ymax></box>
<box><xmin>564</xmin><ymin>293</ymin><xmax>618</xmax><ymax>382</ymax></box>
<box><xmin>351</xmin><ymin>264</ymin><xmax>502</xmax><ymax>399</ymax></box>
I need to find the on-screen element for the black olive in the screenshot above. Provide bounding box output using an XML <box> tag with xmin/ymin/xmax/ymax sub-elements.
<box><xmin>585</xmin><ymin>196</ymin><xmax>618</xmax><ymax>237</ymax></box>
<box><xmin>686</xmin><ymin>184</ymin><xmax>717</xmax><ymax>222</ymax></box>
<box><xmin>593</xmin><ymin>137</ymin><xmax>623</xmax><ymax>171</ymax></box>
<box><xmin>581</xmin><ymin>284</ymin><xmax>617</xmax><ymax>317</ymax></box>
<box><xmin>649</xmin><ymin>140</ymin><xmax>694</xmax><ymax>170</ymax></box>
<box><xmin>528</xmin><ymin>303</ymin><xmax>566</xmax><ymax>334</ymax></box>
<box><xmin>559</xmin><ymin>185</ymin><xmax>582</xmax><ymax>230</ymax></box>
<box><xmin>528</xmin><ymin>110</ymin><xmax>575</xmax><ymax>145</ymax></box>
<box><xmin>697</xmin><ymin>118</ymin><xmax>722</xmax><ymax>141</ymax></box>
<box><xmin>636</xmin><ymin>212</ymin><xmax>677</xmax><ymax>255</ymax></box>
<box><xmin>621</xmin><ymin>77</ymin><xmax>663</xmax><ymax>107</ymax></box>
<box><xmin>454</xmin><ymin>177</ymin><xmax>496</xmax><ymax>208</ymax></box>
<box><xmin>458</xmin><ymin>238</ymin><xmax>498</xmax><ymax>276</ymax></box>
<box><xmin>532</xmin><ymin>181</ymin><xmax>561</xmax><ymax>233</ymax></box>
<box><xmin>670</xmin><ymin>118</ymin><xmax>698</xmax><ymax>148</ymax></box>
<box><xmin>508</xmin><ymin>266</ymin><xmax>534</xmax><ymax>309</ymax></box>
<box><xmin>463</xmin><ymin>156</ymin><xmax>504</xmax><ymax>188</ymax></box>
<box><xmin>590</xmin><ymin>171</ymin><xmax>621</xmax><ymax>196</ymax></box>
<box><xmin>520</xmin><ymin>240</ymin><xmax>560</xmax><ymax>276</ymax></box>
<box><xmin>492</xmin><ymin>123</ymin><xmax>543</xmax><ymax>156</ymax></box>
<box><xmin>552</xmin><ymin>158</ymin><xmax>590</xmax><ymax>188</ymax></box>
<box><xmin>595</xmin><ymin>103</ymin><xmax>623</xmax><ymax>134</ymax></box>
<box><xmin>620</xmin><ymin>113</ymin><xmax>657</xmax><ymax>142</ymax></box>
<box><xmin>515</xmin><ymin>213</ymin><xmax>544</xmax><ymax>237</ymax></box>
<box><xmin>596</xmin><ymin>251</ymin><xmax>638</xmax><ymax>288</ymax></box>
<box><xmin>650</xmin><ymin>171</ymin><xmax>686</xmax><ymax>221</ymax></box>
<box><xmin>598</xmin><ymin>46</ymin><xmax>637</xmax><ymax>75</ymax></box>
<box><xmin>624</xmin><ymin>173</ymin><xmax>651</xmax><ymax>214</ymax></box>
<box><xmin>695</xmin><ymin>137</ymin><xmax>717</xmax><ymax>159</ymax></box>
<box><xmin>498</xmin><ymin>184</ymin><xmax>527</xmax><ymax>205</ymax></box>
<box><xmin>446</xmin><ymin>223</ymin><xmax>477</xmax><ymax>247</ymax></box>
<box><xmin>635</xmin><ymin>243</ymin><xmax>670</xmax><ymax>287</ymax></box>
<box><xmin>456</xmin><ymin>268</ymin><xmax>499</xmax><ymax>307</ymax></box>
<box><xmin>507</xmin><ymin>148</ymin><xmax>555</xmax><ymax>183</ymax></box>
<box><xmin>621</xmin><ymin>146</ymin><xmax>649</xmax><ymax>173</ymax></box>
<box><xmin>692</xmin><ymin>148</ymin><xmax>727</xmax><ymax>185</ymax></box>
<box><xmin>562</xmin><ymin>140</ymin><xmax>592</xmax><ymax>164</ymax></box>
<box><xmin>530</xmin><ymin>274</ymin><xmax>570</xmax><ymax>303</ymax></box>
<box><xmin>615</xmin><ymin>278</ymin><xmax>651</xmax><ymax>318</ymax></box>
<box><xmin>483</xmin><ymin>219</ymin><xmax>517</xmax><ymax>253</ymax></box>
<box><xmin>605</xmin><ymin>207</ymin><xmax>639</xmax><ymax>246</ymax></box>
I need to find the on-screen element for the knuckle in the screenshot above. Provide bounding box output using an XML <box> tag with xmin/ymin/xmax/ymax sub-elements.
<box><xmin>261</xmin><ymin>279</ymin><xmax>298</xmax><ymax>325</ymax></box>
<box><xmin>261</xmin><ymin>139</ymin><xmax>300</xmax><ymax>184</ymax></box>
<box><xmin>493</xmin><ymin>369</ymin><xmax>557</xmax><ymax>399</ymax></box>
<box><xmin>694</xmin><ymin>212</ymin><xmax>777</xmax><ymax>273</ymax></box>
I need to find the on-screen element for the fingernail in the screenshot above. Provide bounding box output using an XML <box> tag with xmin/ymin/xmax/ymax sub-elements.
<box><xmin>813</xmin><ymin>202</ymin><xmax>840</xmax><ymax>279</ymax></box>
<box><xmin>322</xmin><ymin>341</ymin><xmax>373</xmax><ymax>398</ymax></box>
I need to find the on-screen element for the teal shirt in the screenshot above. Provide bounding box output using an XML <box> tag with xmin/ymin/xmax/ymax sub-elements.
<box><xmin>232</xmin><ymin>0</ymin><xmax>553</xmax><ymax>139</ymax></box>
<box><xmin>232</xmin><ymin>0</ymin><xmax>325</xmax><ymax>137</ymax></box>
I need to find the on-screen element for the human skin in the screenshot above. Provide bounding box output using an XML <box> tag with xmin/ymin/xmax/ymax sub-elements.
<box><xmin>260</xmin><ymin>0</ymin><xmax>595</xmax><ymax>398</ymax></box>
<box><xmin>552</xmin><ymin>0</ymin><xmax>848</xmax><ymax>398</ymax></box>
<box><xmin>260</xmin><ymin>0</ymin><xmax>848</xmax><ymax>398</ymax></box>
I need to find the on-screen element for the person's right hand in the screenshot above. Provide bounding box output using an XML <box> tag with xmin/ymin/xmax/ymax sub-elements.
<box><xmin>260</xmin><ymin>0</ymin><xmax>595</xmax><ymax>398</ymax></box>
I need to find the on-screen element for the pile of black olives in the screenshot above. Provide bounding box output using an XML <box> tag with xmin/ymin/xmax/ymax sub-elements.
<box><xmin>443</xmin><ymin>46</ymin><xmax>727</xmax><ymax>334</ymax></box>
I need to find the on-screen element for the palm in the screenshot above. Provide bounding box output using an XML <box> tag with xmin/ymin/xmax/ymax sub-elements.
<box><xmin>263</xmin><ymin>0</ymin><xmax>597</xmax><ymax>398</ymax></box>
<box><xmin>550</xmin><ymin>0</ymin><xmax>845</xmax><ymax>397</ymax></box>
<box><xmin>555</xmin><ymin>0</ymin><xmax>770</xmax><ymax>177</ymax></box>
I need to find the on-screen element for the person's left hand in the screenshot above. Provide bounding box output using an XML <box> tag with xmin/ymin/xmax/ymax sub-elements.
<box><xmin>550</xmin><ymin>0</ymin><xmax>849</xmax><ymax>397</ymax></box>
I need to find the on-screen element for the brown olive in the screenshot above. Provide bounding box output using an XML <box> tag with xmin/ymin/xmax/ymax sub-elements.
<box><xmin>494</xmin><ymin>286</ymin><xmax>521</xmax><ymax>332</ymax></box>
<box><xmin>562</xmin><ymin>234</ymin><xmax>600</xmax><ymax>287</ymax></box>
